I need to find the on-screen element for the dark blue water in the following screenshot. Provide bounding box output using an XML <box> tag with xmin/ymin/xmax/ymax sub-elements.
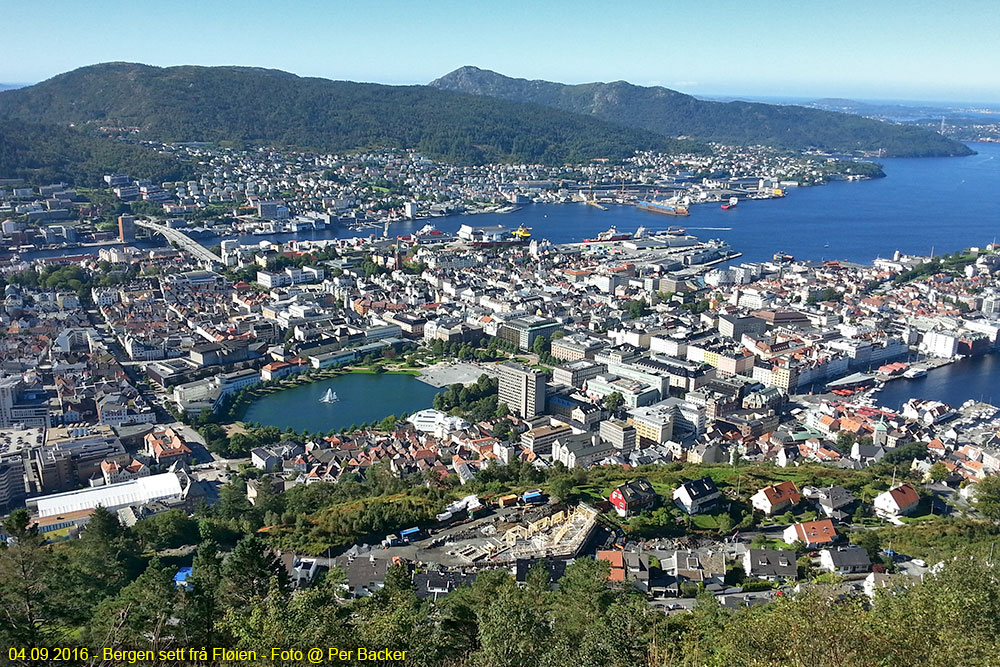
<box><xmin>876</xmin><ymin>354</ymin><xmax>1000</xmax><ymax>410</ymax></box>
<box><xmin>242</xmin><ymin>373</ymin><xmax>441</xmax><ymax>433</ymax></box>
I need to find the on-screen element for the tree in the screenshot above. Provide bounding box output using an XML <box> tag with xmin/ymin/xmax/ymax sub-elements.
<box><xmin>975</xmin><ymin>475</ymin><xmax>1000</xmax><ymax>523</ymax></box>
<box><xmin>549</xmin><ymin>475</ymin><xmax>575</xmax><ymax>502</ymax></box>
<box><xmin>604</xmin><ymin>391</ymin><xmax>625</xmax><ymax>412</ymax></box>
<box><xmin>928</xmin><ymin>462</ymin><xmax>949</xmax><ymax>483</ymax></box>
<box><xmin>0</xmin><ymin>510</ymin><xmax>65</xmax><ymax>651</ymax></box>
<box><xmin>492</xmin><ymin>418</ymin><xmax>513</xmax><ymax>441</ymax></box>
<box><xmin>222</xmin><ymin>535</ymin><xmax>289</xmax><ymax>605</ymax></box>
<box><xmin>87</xmin><ymin>559</ymin><xmax>179</xmax><ymax>658</ymax></box>
<box><xmin>626</xmin><ymin>298</ymin><xmax>649</xmax><ymax>319</ymax></box>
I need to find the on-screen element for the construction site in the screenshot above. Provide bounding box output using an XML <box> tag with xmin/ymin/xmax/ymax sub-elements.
<box><xmin>384</xmin><ymin>502</ymin><xmax>602</xmax><ymax>568</ymax></box>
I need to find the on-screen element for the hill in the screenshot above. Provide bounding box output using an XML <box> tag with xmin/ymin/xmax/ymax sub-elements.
<box><xmin>430</xmin><ymin>66</ymin><xmax>974</xmax><ymax>157</ymax></box>
<box><xmin>0</xmin><ymin>63</ymin><xmax>700</xmax><ymax>167</ymax></box>
<box><xmin>0</xmin><ymin>118</ymin><xmax>193</xmax><ymax>186</ymax></box>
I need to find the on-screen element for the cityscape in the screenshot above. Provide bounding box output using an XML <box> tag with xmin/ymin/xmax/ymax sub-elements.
<box><xmin>2</xmin><ymin>3</ymin><xmax>1000</xmax><ymax>666</ymax></box>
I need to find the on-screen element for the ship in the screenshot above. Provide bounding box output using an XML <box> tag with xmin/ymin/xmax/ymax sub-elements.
<box><xmin>584</xmin><ymin>226</ymin><xmax>632</xmax><ymax>243</ymax></box>
<box><xmin>319</xmin><ymin>388</ymin><xmax>339</xmax><ymax>404</ymax></box>
<box><xmin>634</xmin><ymin>226</ymin><xmax>648</xmax><ymax>239</ymax></box>
<box><xmin>511</xmin><ymin>225</ymin><xmax>532</xmax><ymax>241</ymax></box>
<box><xmin>666</xmin><ymin>226</ymin><xmax>686</xmax><ymax>236</ymax></box>
<box><xmin>636</xmin><ymin>198</ymin><xmax>690</xmax><ymax>216</ymax></box>
<box><xmin>772</xmin><ymin>252</ymin><xmax>795</xmax><ymax>263</ymax></box>
<box><xmin>721</xmin><ymin>197</ymin><xmax>739</xmax><ymax>210</ymax></box>
<box><xmin>903</xmin><ymin>368</ymin><xmax>928</xmax><ymax>379</ymax></box>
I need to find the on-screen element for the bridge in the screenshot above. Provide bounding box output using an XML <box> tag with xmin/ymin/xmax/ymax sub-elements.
<box><xmin>136</xmin><ymin>219</ymin><xmax>223</xmax><ymax>267</ymax></box>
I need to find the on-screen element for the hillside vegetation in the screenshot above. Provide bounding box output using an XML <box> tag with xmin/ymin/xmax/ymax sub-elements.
<box><xmin>431</xmin><ymin>66</ymin><xmax>974</xmax><ymax>157</ymax></box>
<box><xmin>0</xmin><ymin>63</ymin><xmax>700</xmax><ymax>167</ymax></box>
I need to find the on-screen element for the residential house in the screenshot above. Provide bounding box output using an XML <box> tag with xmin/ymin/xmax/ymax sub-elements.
<box><xmin>673</xmin><ymin>477</ymin><xmax>722</xmax><ymax>515</ymax></box>
<box><xmin>750</xmin><ymin>481</ymin><xmax>801</xmax><ymax>515</ymax></box>
<box><xmin>609</xmin><ymin>477</ymin><xmax>657</xmax><ymax>517</ymax></box>
<box><xmin>782</xmin><ymin>519</ymin><xmax>838</xmax><ymax>549</ymax></box>
<box><xmin>819</xmin><ymin>546</ymin><xmax>872</xmax><ymax>574</ymax></box>
<box><xmin>874</xmin><ymin>483</ymin><xmax>921</xmax><ymax>518</ymax></box>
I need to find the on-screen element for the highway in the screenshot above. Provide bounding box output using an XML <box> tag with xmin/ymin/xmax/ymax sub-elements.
<box><xmin>135</xmin><ymin>219</ymin><xmax>222</xmax><ymax>266</ymax></box>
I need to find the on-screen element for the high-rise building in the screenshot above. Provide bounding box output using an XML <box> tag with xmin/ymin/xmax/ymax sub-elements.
<box><xmin>118</xmin><ymin>214</ymin><xmax>136</xmax><ymax>242</ymax></box>
<box><xmin>498</xmin><ymin>362</ymin><xmax>546</xmax><ymax>418</ymax></box>
<box><xmin>0</xmin><ymin>456</ymin><xmax>26</xmax><ymax>513</ymax></box>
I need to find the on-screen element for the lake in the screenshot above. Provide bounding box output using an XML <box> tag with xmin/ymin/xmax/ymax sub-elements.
<box><xmin>242</xmin><ymin>372</ymin><xmax>441</xmax><ymax>433</ymax></box>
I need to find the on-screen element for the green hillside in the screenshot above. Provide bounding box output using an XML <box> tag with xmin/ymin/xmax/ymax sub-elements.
<box><xmin>431</xmin><ymin>66</ymin><xmax>974</xmax><ymax>157</ymax></box>
<box><xmin>0</xmin><ymin>63</ymin><xmax>700</xmax><ymax>167</ymax></box>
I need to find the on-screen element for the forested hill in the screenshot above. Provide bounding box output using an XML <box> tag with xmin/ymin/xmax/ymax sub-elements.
<box><xmin>0</xmin><ymin>118</ymin><xmax>193</xmax><ymax>186</ymax></box>
<box><xmin>430</xmin><ymin>66</ymin><xmax>975</xmax><ymax>158</ymax></box>
<box><xmin>0</xmin><ymin>63</ymin><xmax>701</xmax><ymax>166</ymax></box>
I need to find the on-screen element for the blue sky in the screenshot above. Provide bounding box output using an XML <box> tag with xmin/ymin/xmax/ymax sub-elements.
<box><xmin>4</xmin><ymin>0</ymin><xmax>998</xmax><ymax>103</ymax></box>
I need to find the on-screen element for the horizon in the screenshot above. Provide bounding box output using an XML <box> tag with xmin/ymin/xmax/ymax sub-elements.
<box><xmin>3</xmin><ymin>1</ymin><xmax>999</xmax><ymax>105</ymax></box>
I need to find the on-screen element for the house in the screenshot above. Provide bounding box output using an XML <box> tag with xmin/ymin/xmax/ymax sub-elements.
<box><xmin>743</xmin><ymin>548</ymin><xmax>797</xmax><ymax>581</ymax></box>
<box><xmin>874</xmin><ymin>483</ymin><xmax>921</xmax><ymax>517</ymax></box>
<box><xmin>609</xmin><ymin>477</ymin><xmax>657</xmax><ymax>517</ymax></box>
<box><xmin>279</xmin><ymin>552</ymin><xmax>322</xmax><ymax>589</ymax></box>
<box><xmin>143</xmin><ymin>427</ymin><xmax>192</xmax><ymax>466</ymax></box>
<box><xmin>750</xmin><ymin>481</ymin><xmax>801</xmax><ymax>515</ymax></box>
<box><xmin>672</xmin><ymin>477</ymin><xmax>722</xmax><ymax>515</ymax></box>
<box><xmin>819</xmin><ymin>545</ymin><xmax>872</xmax><ymax>574</ymax></box>
<box><xmin>659</xmin><ymin>549</ymin><xmax>726</xmax><ymax>597</ymax></box>
<box><xmin>414</xmin><ymin>571</ymin><xmax>477</xmax><ymax>600</ymax></box>
<box><xmin>597</xmin><ymin>549</ymin><xmax>650</xmax><ymax>592</ymax></box>
<box><xmin>864</xmin><ymin>571</ymin><xmax>920</xmax><ymax>599</ymax></box>
<box><xmin>782</xmin><ymin>519</ymin><xmax>838</xmax><ymax>549</ymax></box>
<box><xmin>807</xmin><ymin>485</ymin><xmax>856</xmax><ymax>521</ymax></box>
<box><xmin>331</xmin><ymin>552</ymin><xmax>393</xmax><ymax>598</ymax></box>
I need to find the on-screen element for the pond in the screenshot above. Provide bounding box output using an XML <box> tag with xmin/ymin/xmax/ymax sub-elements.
<box><xmin>242</xmin><ymin>372</ymin><xmax>441</xmax><ymax>433</ymax></box>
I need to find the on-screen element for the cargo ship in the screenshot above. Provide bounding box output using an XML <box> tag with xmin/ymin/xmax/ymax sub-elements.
<box><xmin>584</xmin><ymin>226</ymin><xmax>632</xmax><ymax>243</ymax></box>
<box><xmin>666</xmin><ymin>226</ymin><xmax>686</xmax><ymax>236</ymax></box>
<box><xmin>636</xmin><ymin>198</ymin><xmax>690</xmax><ymax>216</ymax></box>
<box><xmin>721</xmin><ymin>196</ymin><xmax>739</xmax><ymax>210</ymax></box>
<box><xmin>772</xmin><ymin>252</ymin><xmax>795</xmax><ymax>263</ymax></box>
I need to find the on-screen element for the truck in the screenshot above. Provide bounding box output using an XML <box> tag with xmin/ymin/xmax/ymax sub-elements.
<box><xmin>522</xmin><ymin>489</ymin><xmax>547</xmax><ymax>505</ymax></box>
<box><xmin>399</xmin><ymin>527</ymin><xmax>422</xmax><ymax>543</ymax></box>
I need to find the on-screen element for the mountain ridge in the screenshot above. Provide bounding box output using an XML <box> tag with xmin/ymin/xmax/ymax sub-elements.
<box><xmin>430</xmin><ymin>66</ymin><xmax>974</xmax><ymax>157</ymax></box>
<box><xmin>0</xmin><ymin>62</ymin><xmax>700</xmax><ymax>169</ymax></box>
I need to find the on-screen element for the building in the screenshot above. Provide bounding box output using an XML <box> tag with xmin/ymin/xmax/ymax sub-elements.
<box><xmin>118</xmin><ymin>214</ymin><xmax>136</xmax><ymax>242</ymax></box>
<box><xmin>743</xmin><ymin>548</ymin><xmax>797</xmax><ymax>581</ymax></box>
<box><xmin>599</xmin><ymin>419</ymin><xmax>636</xmax><ymax>456</ymax></box>
<box><xmin>552</xmin><ymin>359</ymin><xmax>606</xmax><ymax>388</ymax></box>
<box><xmin>498</xmin><ymin>316</ymin><xmax>561</xmax><ymax>351</ymax></box>
<box><xmin>101</xmin><ymin>459</ymin><xmax>149</xmax><ymax>485</ymax></box>
<box><xmin>144</xmin><ymin>427</ymin><xmax>192</xmax><ymax>466</ymax></box>
<box><xmin>0</xmin><ymin>456</ymin><xmax>27</xmax><ymax>512</ymax></box>
<box><xmin>626</xmin><ymin>403</ymin><xmax>675</xmax><ymax>445</ymax></box>
<box><xmin>874</xmin><ymin>484</ymin><xmax>921</xmax><ymax>518</ymax></box>
<box><xmin>782</xmin><ymin>519</ymin><xmax>838</xmax><ymax>549</ymax></box>
<box><xmin>498</xmin><ymin>362</ymin><xmax>546</xmax><ymax>418</ymax></box>
<box><xmin>718</xmin><ymin>314</ymin><xmax>766</xmax><ymax>341</ymax></box>
<box><xmin>27</xmin><ymin>471</ymin><xmax>193</xmax><ymax>518</ymax></box>
<box><xmin>520</xmin><ymin>422</ymin><xmax>572</xmax><ymax>455</ymax></box>
<box><xmin>819</xmin><ymin>546</ymin><xmax>872</xmax><ymax>574</ymax></box>
<box><xmin>551</xmin><ymin>433</ymin><xmax>617</xmax><ymax>468</ymax></box>
<box><xmin>609</xmin><ymin>478</ymin><xmax>657</xmax><ymax>517</ymax></box>
<box><xmin>672</xmin><ymin>477</ymin><xmax>721</xmax><ymax>515</ymax></box>
<box><xmin>751</xmin><ymin>481</ymin><xmax>801</xmax><ymax>515</ymax></box>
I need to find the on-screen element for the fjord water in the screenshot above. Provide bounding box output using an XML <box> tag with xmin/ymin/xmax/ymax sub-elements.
<box><xmin>227</xmin><ymin>142</ymin><xmax>1000</xmax><ymax>263</ymax></box>
<box><xmin>242</xmin><ymin>373</ymin><xmax>441</xmax><ymax>433</ymax></box>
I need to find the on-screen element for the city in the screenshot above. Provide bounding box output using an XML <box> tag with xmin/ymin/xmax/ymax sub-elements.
<box><xmin>2</xmin><ymin>3</ymin><xmax>1000</xmax><ymax>666</ymax></box>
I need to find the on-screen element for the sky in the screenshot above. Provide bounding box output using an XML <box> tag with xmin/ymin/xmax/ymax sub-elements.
<box><xmin>4</xmin><ymin>0</ymin><xmax>999</xmax><ymax>103</ymax></box>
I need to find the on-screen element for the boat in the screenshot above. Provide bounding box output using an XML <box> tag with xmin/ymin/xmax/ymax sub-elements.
<box><xmin>666</xmin><ymin>226</ymin><xmax>686</xmax><ymax>236</ymax></box>
<box><xmin>721</xmin><ymin>196</ymin><xmax>739</xmax><ymax>210</ymax></box>
<box><xmin>634</xmin><ymin>226</ymin><xmax>648</xmax><ymax>239</ymax></box>
<box><xmin>319</xmin><ymin>388</ymin><xmax>339</xmax><ymax>403</ymax></box>
<box><xmin>511</xmin><ymin>225</ymin><xmax>532</xmax><ymax>241</ymax></box>
<box><xmin>903</xmin><ymin>368</ymin><xmax>928</xmax><ymax>379</ymax></box>
<box><xmin>772</xmin><ymin>252</ymin><xmax>795</xmax><ymax>263</ymax></box>
<box><xmin>584</xmin><ymin>226</ymin><xmax>632</xmax><ymax>243</ymax></box>
<box><xmin>636</xmin><ymin>198</ymin><xmax>690</xmax><ymax>216</ymax></box>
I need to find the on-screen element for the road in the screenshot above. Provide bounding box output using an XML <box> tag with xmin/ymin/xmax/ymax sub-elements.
<box><xmin>136</xmin><ymin>219</ymin><xmax>222</xmax><ymax>266</ymax></box>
